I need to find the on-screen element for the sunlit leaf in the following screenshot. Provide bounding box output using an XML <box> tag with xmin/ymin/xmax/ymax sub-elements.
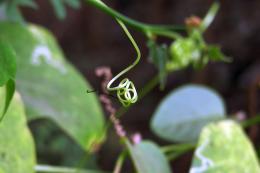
<box><xmin>0</xmin><ymin>88</ymin><xmax>36</xmax><ymax>173</ymax></box>
<box><xmin>189</xmin><ymin>120</ymin><xmax>260</xmax><ymax>173</ymax></box>
<box><xmin>151</xmin><ymin>84</ymin><xmax>226</xmax><ymax>142</ymax></box>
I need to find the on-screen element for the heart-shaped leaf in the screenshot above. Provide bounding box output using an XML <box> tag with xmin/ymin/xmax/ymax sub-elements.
<box><xmin>151</xmin><ymin>84</ymin><xmax>226</xmax><ymax>142</ymax></box>
<box><xmin>0</xmin><ymin>22</ymin><xmax>105</xmax><ymax>151</ymax></box>
<box><xmin>0</xmin><ymin>87</ymin><xmax>36</xmax><ymax>173</ymax></box>
<box><xmin>189</xmin><ymin>120</ymin><xmax>260</xmax><ymax>173</ymax></box>
<box><xmin>126</xmin><ymin>140</ymin><xmax>172</xmax><ymax>173</ymax></box>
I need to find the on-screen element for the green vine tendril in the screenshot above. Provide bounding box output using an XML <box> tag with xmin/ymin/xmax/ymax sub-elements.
<box><xmin>107</xmin><ymin>19</ymin><xmax>141</xmax><ymax>107</ymax></box>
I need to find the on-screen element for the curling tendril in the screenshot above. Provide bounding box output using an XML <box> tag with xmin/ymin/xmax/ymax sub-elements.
<box><xmin>107</xmin><ymin>19</ymin><xmax>141</xmax><ymax>107</ymax></box>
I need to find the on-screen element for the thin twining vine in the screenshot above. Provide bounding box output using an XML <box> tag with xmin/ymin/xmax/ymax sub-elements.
<box><xmin>86</xmin><ymin>0</ymin><xmax>183</xmax><ymax>39</ymax></box>
<box><xmin>106</xmin><ymin>19</ymin><xmax>141</xmax><ymax>107</ymax></box>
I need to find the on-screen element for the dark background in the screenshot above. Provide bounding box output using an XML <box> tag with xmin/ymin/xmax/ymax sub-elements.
<box><xmin>22</xmin><ymin>0</ymin><xmax>260</xmax><ymax>172</ymax></box>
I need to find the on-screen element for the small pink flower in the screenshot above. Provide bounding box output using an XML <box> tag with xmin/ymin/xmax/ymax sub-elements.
<box><xmin>131</xmin><ymin>133</ymin><xmax>142</xmax><ymax>145</ymax></box>
<box><xmin>235</xmin><ymin>111</ymin><xmax>247</xmax><ymax>121</ymax></box>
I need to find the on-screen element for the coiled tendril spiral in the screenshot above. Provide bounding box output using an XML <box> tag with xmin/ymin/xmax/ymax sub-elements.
<box><xmin>107</xmin><ymin>19</ymin><xmax>141</xmax><ymax>107</ymax></box>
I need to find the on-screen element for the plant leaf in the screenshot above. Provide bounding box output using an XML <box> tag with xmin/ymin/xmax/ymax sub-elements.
<box><xmin>15</xmin><ymin>0</ymin><xmax>37</xmax><ymax>8</ymax></box>
<box><xmin>0</xmin><ymin>38</ymin><xmax>16</xmax><ymax>86</ymax></box>
<box><xmin>151</xmin><ymin>84</ymin><xmax>226</xmax><ymax>142</ymax></box>
<box><xmin>4</xmin><ymin>0</ymin><xmax>37</xmax><ymax>23</ymax></box>
<box><xmin>0</xmin><ymin>88</ymin><xmax>36</xmax><ymax>173</ymax></box>
<box><xmin>0</xmin><ymin>38</ymin><xmax>16</xmax><ymax>121</ymax></box>
<box><xmin>49</xmin><ymin>0</ymin><xmax>66</xmax><ymax>19</ymax></box>
<box><xmin>147</xmin><ymin>40</ymin><xmax>168</xmax><ymax>90</ymax></box>
<box><xmin>206</xmin><ymin>45</ymin><xmax>231</xmax><ymax>62</ymax></box>
<box><xmin>0</xmin><ymin>22</ymin><xmax>105</xmax><ymax>151</ymax></box>
<box><xmin>5</xmin><ymin>3</ymin><xmax>24</xmax><ymax>22</ymax></box>
<box><xmin>200</xmin><ymin>2</ymin><xmax>219</xmax><ymax>32</ymax></box>
<box><xmin>64</xmin><ymin>0</ymin><xmax>81</xmax><ymax>9</ymax></box>
<box><xmin>125</xmin><ymin>139</ymin><xmax>172</xmax><ymax>173</ymax></box>
<box><xmin>0</xmin><ymin>79</ymin><xmax>15</xmax><ymax>122</ymax></box>
<box><xmin>189</xmin><ymin>120</ymin><xmax>260</xmax><ymax>173</ymax></box>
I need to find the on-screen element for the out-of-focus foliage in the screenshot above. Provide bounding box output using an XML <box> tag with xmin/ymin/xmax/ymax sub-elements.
<box><xmin>126</xmin><ymin>140</ymin><xmax>172</xmax><ymax>173</ymax></box>
<box><xmin>168</xmin><ymin>37</ymin><xmax>200</xmax><ymax>70</ymax></box>
<box><xmin>0</xmin><ymin>0</ymin><xmax>37</xmax><ymax>22</ymax></box>
<box><xmin>31</xmin><ymin>119</ymin><xmax>99</xmax><ymax>168</ymax></box>
<box><xmin>148</xmin><ymin>2</ymin><xmax>229</xmax><ymax>88</ymax></box>
<box><xmin>49</xmin><ymin>0</ymin><xmax>81</xmax><ymax>19</ymax></box>
<box><xmin>190</xmin><ymin>120</ymin><xmax>260</xmax><ymax>173</ymax></box>
<box><xmin>147</xmin><ymin>40</ymin><xmax>168</xmax><ymax>90</ymax></box>
<box><xmin>0</xmin><ymin>88</ymin><xmax>36</xmax><ymax>173</ymax></box>
<box><xmin>0</xmin><ymin>0</ymin><xmax>80</xmax><ymax>22</ymax></box>
<box><xmin>167</xmin><ymin>30</ymin><xmax>229</xmax><ymax>71</ymax></box>
<box><xmin>151</xmin><ymin>85</ymin><xmax>226</xmax><ymax>142</ymax></box>
<box><xmin>0</xmin><ymin>1</ymin><xmax>258</xmax><ymax>173</ymax></box>
<box><xmin>0</xmin><ymin>22</ymin><xmax>105</xmax><ymax>152</ymax></box>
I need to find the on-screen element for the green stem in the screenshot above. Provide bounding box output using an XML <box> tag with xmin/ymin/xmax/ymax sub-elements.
<box><xmin>241</xmin><ymin>115</ymin><xmax>260</xmax><ymax>128</ymax></box>
<box><xmin>85</xmin><ymin>0</ymin><xmax>183</xmax><ymax>39</ymax></box>
<box><xmin>200</xmin><ymin>2</ymin><xmax>220</xmax><ymax>32</ymax></box>
<box><xmin>35</xmin><ymin>165</ymin><xmax>108</xmax><ymax>173</ymax></box>
<box><xmin>105</xmin><ymin>18</ymin><xmax>140</xmax><ymax>107</ymax></box>
<box><xmin>161</xmin><ymin>143</ymin><xmax>195</xmax><ymax>153</ymax></box>
<box><xmin>107</xmin><ymin>19</ymin><xmax>141</xmax><ymax>92</ymax></box>
<box><xmin>113</xmin><ymin>151</ymin><xmax>127</xmax><ymax>173</ymax></box>
<box><xmin>166</xmin><ymin>150</ymin><xmax>191</xmax><ymax>161</ymax></box>
<box><xmin>161</xmin><ymin>143</ymin><xmax>196</xmax><ymax>161</ymax></box>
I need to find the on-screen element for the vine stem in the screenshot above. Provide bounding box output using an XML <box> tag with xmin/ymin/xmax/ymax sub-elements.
<box><xmin>103</xmin><ymin>15</ymin><xmax>140</xmax><ymax>107</ymax></box>
<box><xmin>106</xmin><ymin>19</ymin><xmax>141</xmax><ymax>92</ymax></box>
<box><xmin>113</xmin><ymin>151</ymin><xmax>127</xmax><ymax>173</ymax></box>
<box><xmin>34</xmin><ymin>165</ymin><xmax>108</xmax><ymax>173</ymax></box>
<box><xmin>161</xmin><ymin>143</ymin><xmax>196</xmax><ymax>161</ymax></box>
<box><xmin>85</xmin><ymin>0</ymin><xmax>183</xmax><ymax>39</ymax></box>
<box><xmin>241</xmin><ymin>115</ymin><xmax>260</xmax><ymax>128</ymax></box>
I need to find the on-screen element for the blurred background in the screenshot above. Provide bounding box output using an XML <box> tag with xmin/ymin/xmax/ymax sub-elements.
<box><xmin>21</xmin><ymin>0</ymin><xmax>260</xmax><ymax>172</ymax></box>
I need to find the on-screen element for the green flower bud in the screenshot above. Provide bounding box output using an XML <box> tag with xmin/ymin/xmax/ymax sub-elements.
<box><xmin>167</xmin><ymin>38</ymin><xmax>200</xmax><ymax>71</ymax></box>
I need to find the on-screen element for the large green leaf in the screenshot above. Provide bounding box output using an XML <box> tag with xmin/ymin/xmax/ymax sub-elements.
<box><xmin>126</xmin><ymin>140</ymin><xmax>172</xmax><ymax>173</ymax></box>
<box><xmin>189</xmin><ymin>120</ymin><xmax>260</xmax><ymax>173</ymax></box>
<box><xmin>0</xmin><ymin>80</ymin><xmax>15</xmax><ymax>122</ymax></box>
<box><xmin>0</xmin><ymin>87</ymin><xmax>36</xmax><ymax>173</ymax></box>
<box><xmin>0</xmin><ymin>38</ymin><xmax>16</xmax><ymax>86</ymax></box>
<box><xmin>0</xmin><ymin>38</ymin><xmax>16</xmax><ymax>121</ymax></box>
<box><xmin>0</xmin><ymin>22</ymin><xmax>105</xmax><ymax>151</ymax></box>
<box><xmin>151</xmin><ymin>84</ymin><xmax>226</xmax><ymax>142</ymax></box>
